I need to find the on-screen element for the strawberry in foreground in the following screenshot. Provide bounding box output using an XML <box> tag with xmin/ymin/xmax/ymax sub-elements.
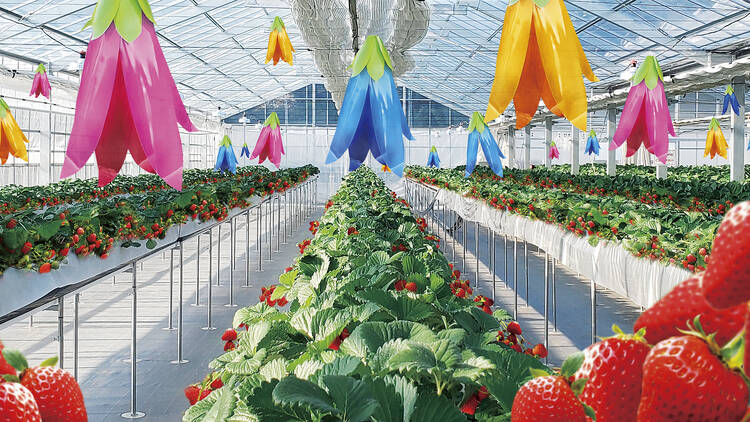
<box><xmin>0</xmin><ymin>380</ymin><xmax>41</xmax><ymax>421</ymax></box>
<box><xmin>700</xmin><ymin>201</ymin><xmax>750</xmax><ymax>309</ymax></box>
<box><xmin>634</xmin><ymin>274</ymin><xmax>745</xmax><ymax>346</ymax></box>
<box><xmin>2</xmin><ymin>350</ymin><xmax>87</xmax><ymax>422</ymax></box>
<box><xmin>573</xmin><ymin>325</ymin><xmax>650</xmax><ymax>422</ymax></box>
<box><xmin>511</xmin><ymin>353</ymin><xmax>595</xmax><ymax>422</ymax></box>
<box><xmin>0</xmin><ymin>340</ymin><xmax>16</xmax><ymax>376</ymax></box>
<box><xmin>637</xmin><ymin>317</ymin><xmax>747</xmax><ymax>421</ymax></box>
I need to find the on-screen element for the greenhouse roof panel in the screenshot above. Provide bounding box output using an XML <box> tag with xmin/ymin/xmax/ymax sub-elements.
<box><xmin>0</xmin><ymin>0</ymin><xmax>747</xmax><ymax>117</ymax></box>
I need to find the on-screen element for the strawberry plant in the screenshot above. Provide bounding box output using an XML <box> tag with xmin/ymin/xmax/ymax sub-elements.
<box><xmin>182</xmin><ymin>167</ymin><xmax>549</xmax><ymax>421</ymax></box>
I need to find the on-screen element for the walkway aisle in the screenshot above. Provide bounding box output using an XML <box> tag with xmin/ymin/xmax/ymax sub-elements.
<box><xmin>0</xmin><ymin>202</ymin><xmax>323</xmax><ymax>422</ymax></box>
<box><xmin>421</xmin><ymin>198</ymin><xmax>642</xmax><ymax>367</ymax></box>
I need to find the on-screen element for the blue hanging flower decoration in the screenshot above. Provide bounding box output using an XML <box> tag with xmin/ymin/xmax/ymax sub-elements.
<box><xmin>240</xmin><ymin>142</ymin><xmax>250</xmax><ymax>158</ymax></box>
<box><xmin>723</xmin><ymin>85</ymin><xmax>740</xmax><ymax>116</ymax></box>
<box><xmin>214</xmin><ymin>135</ymin><xmax>238</xmax><ymax>173</ymax></box>
<box><xmin>465</xmin><ymin>112</ymin><xmax>505</xmax><ymax>178</ymax></box>
<box><xmin>325</xmin><ymin>35</ymin><xmax>413</xmax><ymax>176</ymax></box>
<box><xmin>585</xmin><ymin>130</ymin><xmax>600</xmax><ymax>156</ymax></box>
<box><xmin>427</xmin><ymin>146</ymin><xmax>440</xmax><ymax>168</ymax></box>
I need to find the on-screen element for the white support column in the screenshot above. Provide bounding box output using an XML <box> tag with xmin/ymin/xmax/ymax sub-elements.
<box><xmin>674</xmin><ymin>99</ymin><xmax>681</xmax><ymax>166</ymax></box>
<box><xmin>524</xmin><ymin>126</ymin><xmax>531</xmax><ymax>169</ymax></box>
<box><xmin>508</xmin><ymin>126</ymin><xmax>516</xmax><ymax>168</ymax></box>
<box><xmin>730</xmin><ymin>76</ymin><xmax>746</xmax><ymax>182</ymax></box>
<box><xmin>544</xmin><ymin>118</ymin><xmax>552</xmax><ymax>168</ymax></box>
<box><xmin>606</xmin><ymin>108</ymin><xmax>617</xmax><ymax>176</ymax></box>
<box><xmin>571</xmin><ymin>124</ymin><xmax>580</xmax><ymax>175</ymax></box>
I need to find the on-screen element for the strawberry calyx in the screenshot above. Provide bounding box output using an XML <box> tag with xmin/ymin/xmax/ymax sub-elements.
<box><xmin>608</xmin><ymin>324</ymin><xmax>649</xmax><ymax>345</ymax></box>
<box><xmin>528</xmin><ymin>352</ymin><xmax>598</xmax><ymax>421</ymax></box>
<box><xmin>677</xmin><ymin>315</ymin><xmax>749</xmax><ymax>383</ymax></box>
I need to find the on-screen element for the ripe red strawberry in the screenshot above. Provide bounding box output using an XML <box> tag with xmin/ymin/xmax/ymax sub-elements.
<box><xmin>223</xmin><ymin>341</ymin><xmax>235</xmax><ymax>352</ymax></box>
<box><xmin>184</xmin><ymin>385</ymin><xmax>200</xmax><ymax>405</ymax></box>
<box><xmin>2</xmin><ymin>352</ymin><xmax>87</xmax><ymax>422</ymax></box>
<box><xmin>39</xmin><ymin>263</ymin><xmax>51</xmax><ymax>274</ymax></box>
<box><xmin>511</xmin><ymin>376</ymin><xmax>586</xmax><ymax>421</ymax></box>
<box><xmin>507</xmin><ymin>321</ymin><xmax>522</xmax><ymax>335</ymax></box>
<box><xmin>701</xmin><ymin>201</ymin><xmax>750</xmax><ymax>309</ymax></box>
<box><xmin>0</xmin><ymin>381</ymin><xmax>41</xmax><ymax>421</ymax></box>
<box><xmin>531</xmin><ymin>343</ymin><xmax>548</xmax><ymax>358</ymax></box>
<box><xmin>404</xmin><ymin>282</ymin><xmax>417</xmax><ymax>292</ymax></box>
<box><xmin>0</xmin><ymin>341</ymin><xmax>16</xmax><ymax>376</ymax></box>
<box><xmin>210</xmin><ymin>377</ymin><xmax>223</xmax><ymax>390</ymax></box>
<box><xmin>394</xmin><ymin>280</ymin><xmax>406</xmax><ymax>291</ymax></box>
<box><xmin>221</xmin><ymin>329</ymin><xmax>237</xmax><ymax>342</ymax></box>
<box><xmin>573</xmin><ymin>326</ymin><xmax>650</xmax><ymax>422</ymax></box>
<box><xmin>637</xmin><ymin>319</ymin><xmax>748</xmax><ymax>421</ymax></box>
<box><xmin>634</xmin><ymin>274</ymin><xmax>745</xmax><ymax>346</ymax></box>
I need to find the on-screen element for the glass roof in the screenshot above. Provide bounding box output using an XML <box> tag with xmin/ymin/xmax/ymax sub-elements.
<box><xmin>0</xmin><ymin>0</ymin><xmax>748</xmax><ymax>117</ymax></box>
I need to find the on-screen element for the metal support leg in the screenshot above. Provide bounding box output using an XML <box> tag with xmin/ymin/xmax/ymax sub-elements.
<box><xmin>513</xmin><ymin>238</ymin><xmax>518</xmax><ymax>319</ymax></box>
<box><xmin>275</xmin><ymin>197</ymin><xmax>281</xmax><ymax>252</ymax></box>
<box><xmin>217</xmin><ymin>224</ymin><xmax>222</xmax><ymax>286</ymax></box>
<box><xmin>462</xmin><ymin>220</ymin><xmax>466</xmax><ymax>272</ymax></box>
<box><xmin>73</xmin><ymin>293</ymin><xmax>79</xmax><ymax>380</ymax></box>
<box><xmin>202</xmin><ymin>234</ymin><xmax>216</xmax><ymax>331</ymax></box>
<box><xmin>192</xmin><ymin>236</ymin><xmax>201</xmax><ymax>307</ymax></box>
<box><xmin>552</xmin><ymin>258</ymin><xmax>557</xmax><ymax>331</ymax></box>
<box><xmin>58</xmin><ymin>297</ymin><xmax>64</xmax><ymax>369</ymax></box>
<box><xmin>121</xmin><ymin>263</ymin><xmax>145</xmax><ymax>419</ymax></box>
<box><xmin>267</xmin><ymin>199</ymin><xmax>272</xmax><ymax>261</ymax></box>
<box><xmin>164</xmin><ymin>248</ymin><xmax>175</xmax><ymax>330</ymax></box>
<box><xmin>226</xmin><ymin>220</ymin><xmax>237</xmax><ymax>308</ymax></box>
<box><xmin>591</xmin><ymin>279</ymin><xmax>597</xmax><ymax>345</ymax></box>
<box><xmin>171</xmin><ymin>242</ymin><xmax>188</xmax><ymax>364</ymax></box>
<box><xmin>544</xmin><ymin>252</ymin><xmax>549</xmax><ymax>365</ymax></box>
<box><xmin>451</xmin><ymin>211</ymin><xmax>456</xmax><ymax>263</ymax></box>
<box><xmin>245</xmin><ymin>210</ymin><xmax>250</xmax><ymax>287</ymax></box>
<box><xmin>524</xmin><ymin>241</ymin><xmax>529</xmax><ymax>305</ymax></box>
<box><xmin>491</xmin><ymin>231</ymin><xmax>496</xmax><ymax>302</ymax></box>
<box><xmin>504</xmin><ymin>235</ymin><xmax>508</xmax><ymax>288</ymax></box>
<box><xmin>474</xmin><ymin>221</ymin><xmax>479</xmax><ymax>288</ymax></box>
<box><xmin>257</xmin><ymin>204</ymin><xmax>263</xmax><ymax>271</ymax></box>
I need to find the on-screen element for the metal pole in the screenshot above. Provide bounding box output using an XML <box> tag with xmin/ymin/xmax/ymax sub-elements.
<box><xmin>474</xmin><ymin>221</ymin><xmax>479</xmax><ymax>288</ymax></box>
<box><xmin>202</xmin><ymin>234</ymin><xmax>216</xmax><ymax>331</ymax></box>
<box><xmin>121</xmin><ymin>262</ymin><xmax>145</xmax><ymax>419</ymax></box>
<box><xmin>171</xmin><ymin>242</ymin><xmax>188</xmax><ymax>364</ymax></box>
<box><xmin>163</xmin><ymin>247</ymin><xmax>175</xmax><ymax>330</ymax></box>
<box><xmin>217</xmin><ymin>224</ymin><xmax>222</xmax><ymax>286</ymax></box>
<box><xmin>58</xmin><ymin>297</ymin><xmax>64</xmax><ymax>369</ymax></box>
<box><xmin>245</xmin><ymin>209</ymin><xmax>250</xmax><ymax>287</ymax></box>
<box><xmin>257</xmin><ymin>204</ymin><xmax>263</xmax><ymax>271</ymax></box>
<box><xmin>193</xmin><ymin>236</ymin><xmax>201</xmax><ymax>307</ymax></box>
<box><xmin>591</xmin><ymin>278</ymin><xmax>597</xmax><ymax>345</ymax></box>
<box><xmin>513</xmin><ymin>238</ymin><xmax>518</xmax><ymax>319</ymax></box>
<box><xmin>524</xmin><ymin>241</ymin><xmax>529</xmax><ymax>305</ymax></box>
<box><xmin>267</xmin><ymin>198</ymin><xmax>272</xmax><ymax>261</ymax></box>
<box><xmin>275</xmin><ymin>196</ymin><xmax>281</xmax><ymax>252</ymax></box>
<box><xmin>504</xmin><ymin>235</ymin><xmax>508</xmax><ymax>288</ymax></box>
<box><xmin>462</xmin><ymin>219</ymin><xmax>466</xmax><ymax>272</ymax></box>
<box><xmin>73</xmin><ymin>293</ymin><xmax>79</xmax><ymax>380</ymax></box>
<box><xmin>491</xmin><ymin>231</ymin><xmax>496</xmax><ymax>302</ymax></box>
<box><xmin>209</xmin><ymin>228</ymin><xmax>213</xmax><ymax>288</ymax></box>
<box><xmin>552</xmin><ymin>258</ymin><xmax>557</xmax><ymax>331</ymax></box>
<box><xmin>226</xmin><ymin>219</ymin><xmax>237</xmax><ymax>308</ymax></box>
<box><xmin>544</xmin><ymin>252</ymin><xmax>549</xmax><ymax>365</ymax></box>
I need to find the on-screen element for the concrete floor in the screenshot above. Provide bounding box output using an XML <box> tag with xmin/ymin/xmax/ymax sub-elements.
<box><xmin>0</xmin><ymin>175</ymin><xmax>643</xmax><ymax>421</ymax></box>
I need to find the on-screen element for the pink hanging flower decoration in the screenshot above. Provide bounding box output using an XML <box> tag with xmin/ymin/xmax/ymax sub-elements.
<box><xmin>549</xmin><ymin>142</ymin><xmax>560</xmax><ymax>160</ymax></box>
<box><xmin>29</xmin><ymin>64</ymin><xmax>51</xmax><ymax>99</ymax></box>
<box><xmin>60</xmin><ymin>0</ymin><xmax>197</xmax><ymax>190</ymax></box>
<box><xmin>610</xmin><ymin>56</ymin><xmax>675</xmax><ymax>164</ymax></box>
<box><xmin>250</xmin><ymin>112</ymin><xmax>285</xmax><ymax>168</ymax></box>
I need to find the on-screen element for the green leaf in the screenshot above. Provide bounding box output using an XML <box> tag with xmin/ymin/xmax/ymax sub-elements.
<box><xmin>259</xmin><ymin>358</ymin><xmax>288</xmax><ymax>382</ymax></box>
<box><xmin>279</xmin><ymin>269</ymin><xmax>298</xmax><ymax>287</ymax></box>
<box><xmin>203</xmin><ymin>387</ymin><xmax>237</xmax><ymax>421</ymax></box>
<box><xmin>583</xmin><ymin>403</ymin><xmax>597</xmax><ymax>421</ymax></box>
<box><xmin>269</xmin><ymin>284</ymin><xmax>288</xmax><ymax>301</ymax></box>
<box><xmin>410</xmin><ymin>391</ymin><xmax>468</xmax><ymax>422</ymax></box>
<box><xmin>340</xmin><ymin>321</ymin><xmax>436</xmax><ymax>358</ymax></box>
<box><xmin>3</xmin><ymin>228</ymin><xmax>28</xmax><ymax>249</ymax></box>
<box><xmin>322</xmin><ymin>375</ymin><xmax>380</xmax><ymax>422</ymax></box>
<box><xmin>570</xmin><ymin>378</ymin><xmax>587</xmax><ymax>396</ymax></box>
<box><xmin>239</xmin><ymin>321</ymin><xmax>270</xmax><ymax>353</ymax></box>
<box><xmin>273</xmin><ymin>376</ymin><xmax>339</xmax><ymax>415</ymax></box>
<box><xmin>560</xmin><ymin>352</ymin><xmax>585</xmax><ymax>377</ymax></box>
<box><xmin>316</xmin><ymin>356</ymin><xmax>362</xmax><ymax>378</ymax></box>
<box><xmin>37</xmin><ymin>219</ymin><xmax>62</xmax><ymax>241</ymax></box>
<box><xmin>146</xmin><ymin>238</ymin><xmax>157</xmax><ymax>249</ymax></box>
<box><xmin>39</xmin><ymin>356</ymin><xmax>58</xmax><ymax>367</ymax></box>
<box><xmin>2</xmin><ymin>350</ymin><xmax>28</xmax><ymax>372</ymax></box>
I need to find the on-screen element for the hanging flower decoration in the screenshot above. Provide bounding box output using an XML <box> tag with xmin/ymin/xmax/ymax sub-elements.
<box><xmin>722</xmin><ymin>85</ymin><xmax>740</xmax><ymax>116</ymax></box>
<box><xmin>585</xmin><ymin>130</ymin><xmax>600</xmax><ymax>156</ymax></box>
<box><xmin>381</xmin><ymin>164</ymin><xmax>391</xmax><ymax>173</ymax></box>
<box><xmin>610</xmin><ymin>56</ymin><xmax>675</xmax><ymax>164</ymax></box>
<box><xmin>29</xmin><ymin>64</ymin><xmax>51</xmax><ymax>99</ymax></box>
<box><xmin>240</xmin><ymin>142</ymin><xmax>250</xmax><ymax>158</ymax></box>
<box><xmin>326</xmin><ymin>35</ymin><xmax>413</xmax><ymax>176</ymax></box>
<box><xmin>485</xmin><ymin>0</ymin><xmax>597</xmax><ymax>131</ymax></box>
<box><xmin>61</xmin><ymin>0</ymin><xmax>197</xmax><ymax>190</ymax></box>
<box><xmin>266</xmin><ymin>17</ymin><xmax>294</xmax><ymax>66</ymax></box>
<box><xmin>250</xmin><ymin>112</ymin><xmax>285</xmax><ymax>168</ymax></box>
<box><xmin>214</xmin><ymin>135</ymin><xmax>238</xmax><ymax>173</ymax></box>
<box><xmin>465</xmin><ymin>112</ymin><xmax>505</xmax><ymax>178</ymax></box>
<box><xmin>704</xmin><ymin>118</ymin><xmax>728</xmax><ymax>160</ymax></box>
<box><xmin>549</xmin><ymin>141</ymin><xmax>560</xmax><ymax>160</ymax></box>
<box><xmin>427</xmin><ymin>146</ymin><xmax>441</xmax><ymax>168</ymax></box>
<box><xmin>0</xmin><ymin>98</ymin><xmax>29</xmax><ymax>164</ymax></box>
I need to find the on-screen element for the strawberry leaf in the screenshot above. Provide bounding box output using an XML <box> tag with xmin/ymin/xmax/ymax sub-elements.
<box><xmin>560</xmin><ymin>352</ymin><xmax>585</xmax><ymax>377</ymax></box>
<box><xmin>570</xmin><ymin>377</ymin><xmax>587</xmax><ymax>396</ymax></box>
<box><xmin>39</xmin><ymin>356</ymin><xmax>59</xmax><ymax>367</ymax></box>
<box><xmin>2</xmin><ymin>350</ymin><xmax>28</xmax><ymax>372</ymax></box>
<box><xmin>583</xmin><ymin>403</ymin><xmax>597</xmax><ymax>420</ymax></box>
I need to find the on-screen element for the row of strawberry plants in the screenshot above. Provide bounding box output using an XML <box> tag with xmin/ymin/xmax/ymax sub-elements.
<box><xmin>407</xmin><ymin>165</ymin><xmax>719</xmax><ymax>272</ymax></box>
<box><xmin>0</xmin><ymin>165</ymin><xmax>318</xmax><ymax>275</ymax></box>
<box><xmin>469</xmin><ymin>164</ymin><xmax>747</xmax><ymax>214</ymax></box>
<box><xmin>182</xmin><ymin>167</ymin><xmax>549</xmax><ymax>421</ymax></box>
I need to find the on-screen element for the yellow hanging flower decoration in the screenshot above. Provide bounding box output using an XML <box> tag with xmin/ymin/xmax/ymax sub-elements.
<box><xmin>381</xmin><ymin>164</ymin><xmax>391</xmax><ymax>173</ymax></box>
<box><xmin>704</xmin><ymin>118</ymin><xmax>728</xmax><ymax>159</ymax></box>
<box><xmin>266</xmin><ymin>17</ymin><xmax>295</xmax><ymax>66</ymax></box>
<box><xmin>485</xmin><ymin>0</ymin><xmax>598</xmax><ymax>131</ymax></box>
<box><xmin>0</xmin><ymin>98</ymin><xmax>29</xmax><ymax>163</ymax></box>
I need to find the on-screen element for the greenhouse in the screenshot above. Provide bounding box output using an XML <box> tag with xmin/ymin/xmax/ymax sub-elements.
<box><xmin>0</xmin><ymin>0</ymin><xmax>749</xmax><ymax>421</ymax></box>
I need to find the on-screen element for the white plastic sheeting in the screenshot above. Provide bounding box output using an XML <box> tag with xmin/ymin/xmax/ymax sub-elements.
<box><xmin>422</xmin><ymin>184</ymin><xmax>691</xmax><ymax>308</ymax></box>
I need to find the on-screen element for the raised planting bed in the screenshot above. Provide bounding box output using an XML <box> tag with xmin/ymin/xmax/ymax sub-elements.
<box><xmin>181</xmin><ymin>167</ymin><xmax>550</xmax><ymax>421</ymax></box>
